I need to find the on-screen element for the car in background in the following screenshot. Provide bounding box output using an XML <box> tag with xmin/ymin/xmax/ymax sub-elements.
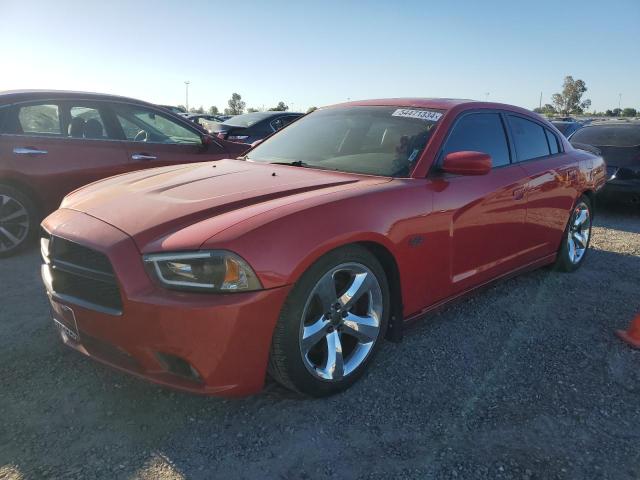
<box><xmin>41</xmin><ymin>98</ymin><xmax>605</xmax><ymax>397</ymax></box>
<box><xmin>186</xmin><ymin>114</ymin><xmax>226</xmax><ymax>129</ymax></box>
<box><xmin>0</xmin><ymin>90</ymin><xmax>250</xmax><ymax>257</ymax></box>
<box><xmin>552</xmin><ymin>120</ymin><xmax>582</xmax><ymax>138</ymax></box>
<box><xmin>159</xmin><ymin>105</ymin><xmax>187</xmax><ymax>115</ymax></box>
<box><xmin>569</xmin><ymin>121</ymin><xmax>640</xmax><ymax>204</ymax></box>
<box><xmin>209</xmin><ymin>111</ymin><xmax>304</xmax><ymax>144</ymax></box>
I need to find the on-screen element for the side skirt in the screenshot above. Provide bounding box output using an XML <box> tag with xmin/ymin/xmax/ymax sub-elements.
<box><xmin>402</xmin><ymin>252</ymin><xmax>557</xmax><ymax>328</ymax></box>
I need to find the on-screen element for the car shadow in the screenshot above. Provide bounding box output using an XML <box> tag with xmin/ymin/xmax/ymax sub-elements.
<box><xmin>595</xmin><ymin>201</ymin><xmax>640</xmax><ymax>234</ymax></box>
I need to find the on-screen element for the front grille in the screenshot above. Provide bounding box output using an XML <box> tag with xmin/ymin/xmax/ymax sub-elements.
<box><xmin>44</xmin><ymin>234</ymin><xmax>123</xmax><ymax>314</ymax></box>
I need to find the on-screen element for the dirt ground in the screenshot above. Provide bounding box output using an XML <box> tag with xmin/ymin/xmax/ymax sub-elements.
<box><xmin>1</xmin><ymin>203</ymin><xmax>639</xmax><ymax>480</ymax></box>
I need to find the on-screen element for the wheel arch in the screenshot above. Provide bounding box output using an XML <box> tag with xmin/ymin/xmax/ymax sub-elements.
<box><xmin>0</xmin><ymin>176</ymin><xmax>43</xmax><ymax>216</ymax></box>
<box><xmin>286</xmin><ymin>238</ymin><xmax>405</xmax><ymax>342</ymax></box>
<box><xmin>357</xmin><ymin>240</ymin><xmax>404</xmax><ymax>341</ymax></box>
<box><xmin>581</xmin><ymin>189</ymin><xmax>596</xmax><ymax>215</ymax></box>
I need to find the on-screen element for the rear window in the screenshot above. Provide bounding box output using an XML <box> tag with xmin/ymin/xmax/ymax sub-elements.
<box><xmin>17</xmin><ymin>104</ymin><xmax>61</xmax><ymax>135</ymax></box>
<box><xmin>570</xmin><ymin>124</ymin><xmax>640</xmax><ymax>147</ymax></box>
<box><xmin>508</xmin><ymin>115</ymin><xmax>550</xmax><ymax>161</ymax></box>
<box><xmin>223</xmin><ymin>112</ymin><xmax>273</xmax><ymax>128</ymax></box>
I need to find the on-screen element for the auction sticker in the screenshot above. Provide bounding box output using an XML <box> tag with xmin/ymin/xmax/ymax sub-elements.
<box><xmin>392</xmin><ymin>109</ymin><xmax>443</xmax><ymax>122</ymax></box>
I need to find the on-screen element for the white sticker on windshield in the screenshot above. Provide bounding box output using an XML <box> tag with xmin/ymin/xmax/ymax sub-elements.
<box><xmin>392</xmin><ymin>108</ymin><xmax>442</xmax><ymax>122</ymax></box>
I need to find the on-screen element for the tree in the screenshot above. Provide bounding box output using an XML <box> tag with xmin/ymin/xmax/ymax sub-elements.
<box><xmin>246</xmin><ymin>107</ymin><xmax>260</xmax><ymax>113</ymax></box>
<box><xmin>306</xmin><ymin>106</ymin><xmax>318</xmax><ymax>114</ymax></box>
<box><xmin>268</xmin><ymin>101</ymin><xmax>289</xmax><ymax>112</ymax></box>
<box><xmin>189</xmin><ymin>106</ymin><xmax>205</xmax><ymax>114</ymax></box>
<box><xmin>533</xmin><ymin>104</ymin><xmax>556</xmax><ymax>115</ymax></box>
<box><xmin>224</xmin><ymin>93</ymin><xmax>245</xmax><ymax>115</ymax></box>
<box><xmin>208</xmin><ymin>106</ymin><xmax>219</xmax><ymax>115</ymax></box>
<box><xmin>611</xmin><ymin>108</ymin><xmax>622</xmax><ymax>117</ymax></box>
<box><xmin>551</xmin><ymin>76</ymin><xmax>591</xmax><ymax>114</ymax></box>
<box><xmin>622</xmin><ymin>107</ymin><xmax>637</xmax><ymax>117</ymax></box>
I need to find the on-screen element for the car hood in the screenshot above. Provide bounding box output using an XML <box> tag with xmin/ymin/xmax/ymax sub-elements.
<box><xmin>61</xmin><ymin>159</ymin><xmax>389</xmax><ymax>250</ymax></box>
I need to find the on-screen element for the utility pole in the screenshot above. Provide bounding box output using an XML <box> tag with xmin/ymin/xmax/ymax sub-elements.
<box><xmin>184</xmin><ymin>81</ymin><xmax>190</xmax><ymax>112</ymax></box>
<box><xmin>485</xmin><ymin>92</ymin><xmax>490</xmax><ymax>101</ymax></box>
<box><xmin>539</xmin><ymin>91</ymin><xmax>543</xmax><ymax>109</ymax></box>
<box><xmin>618</xmin><ymin>93</ymin><xmax>622</xmax><ymax>115</ymax></box>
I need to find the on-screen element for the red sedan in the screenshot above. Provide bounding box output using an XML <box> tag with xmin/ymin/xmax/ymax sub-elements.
<box><xmin>40</xmin><ymin>99</ymin><xmax>606</xmax><ymax>397</ymax></box>
<box><xmin>0</xmin><ymin>90</ymin><xmax>248</xmax><ymax>257</ymax></box>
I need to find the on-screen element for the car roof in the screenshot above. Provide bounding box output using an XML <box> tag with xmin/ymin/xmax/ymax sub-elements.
<box><xmin>0</xmin><ymin>89</ymin><xmax>158</xmax><ymax>108</ymax></box>
<box><xmin>327</xmin><ymin>98</ymin><xmax>536</xmax><ymax>116</ymax></box>
<box><xmin>586</xmin><ymin>120</ymin><xmax>640</xmax><ymax>126</ymax></box>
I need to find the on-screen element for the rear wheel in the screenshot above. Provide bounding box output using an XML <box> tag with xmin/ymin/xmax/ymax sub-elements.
<box><xmin>269</xmin><ymin>245</ymin><xmax>390</xmax><ymax>396</ymax></box>
<box><xmin>0</xmin><ymin>185</ymin><xmax>38</xmax><ymax>258</ymax></box>
<box><xmin>554</xmin><ymin>195</ymin><xmax>592</xmax><ymax>272</ymax></box>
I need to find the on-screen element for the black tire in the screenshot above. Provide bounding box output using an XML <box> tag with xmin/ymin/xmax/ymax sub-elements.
<box><xmin>554</xmin><ymin>195</ymin><xmax>592</xmax><ymax>272</ymax></box>
<box><xmin>0</xmin><ymin>184</ymin><xmax>39</xmax><ymax>258</ymax></box>
<box><xmin>269</xmin><ymin>245</ymin><xmax>390</xmax><ymax>397</ymax></box>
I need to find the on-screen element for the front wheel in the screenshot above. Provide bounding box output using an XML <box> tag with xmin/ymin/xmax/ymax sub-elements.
<box><xmin>554</xmin><ymin>195</ymin><xmax>592</xmax><ymax>272</ymax></box>
<box><xmin>269</xmin><ymin>245</ymin><xmax>390</xmax><ymax>397</ymax></box>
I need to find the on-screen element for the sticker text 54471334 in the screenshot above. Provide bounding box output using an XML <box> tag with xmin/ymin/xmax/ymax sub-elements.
<box><xmin>392</xmin><ymin>109</ymin><xmax>443</xmax><ymax>122</ymax></box>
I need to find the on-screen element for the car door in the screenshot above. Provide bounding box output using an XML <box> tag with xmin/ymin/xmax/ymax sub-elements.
<box><xmin>111</xmin><ymin>103</ymin><xmax>227</xmax><ymax>169</ymax></box>
<box><xmin>506</xmin><ymin>114</ymin><xmax>578</xmax><ymax>259</ymax></box>
<box><xmin>429</xmin><ymin>111</ymin><xmax>530</xmax><ymax>298</ymax></box>
<box><xmin>0</xmin><ymin>100</ymin><xmax>129</xmax><ymax>212</ymax></box>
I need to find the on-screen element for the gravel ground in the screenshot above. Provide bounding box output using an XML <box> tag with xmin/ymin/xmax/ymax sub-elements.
<box><xmin>0</xmin><ymin>203</ymin><xmax>639</xmax><ymax>480</ymax></box>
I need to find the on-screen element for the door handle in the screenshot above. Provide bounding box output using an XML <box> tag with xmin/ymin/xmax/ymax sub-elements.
<box><xmin>513</xmin><ymin>187</ymin><xmax>526</xmax><ymax>200</ymax></box>
<box><xmin>131</xmin><ymin>153</ymin><xmax>157</xmax><ymax>161</ymax></box>
<box><xmin>13</xmin><ymin>147</ymin><xmax>48</xmax><ymax>155</ymax></box>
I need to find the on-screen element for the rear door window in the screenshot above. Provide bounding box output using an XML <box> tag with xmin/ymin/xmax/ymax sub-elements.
<box><xmin>441</xmin><ymin>113</ymin><xmax>511</xmax><ymax>167</ymax></box>
<box><xmin>508</xmin><ymin>115</ymin><xmax>550</xmax><ymax>161</ymax></box>
<box><xmin>67</xmin><ymin>106</ymin><xmax>109</xmax><ymax>139</ymax></box>
<box><xmin>17</xmin><ymin>104</ymin><xmax>62</xmax><ymax>136</ymax></box>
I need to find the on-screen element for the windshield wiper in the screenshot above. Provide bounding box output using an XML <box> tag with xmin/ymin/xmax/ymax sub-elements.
<box><xmin>269</xmin><ymin>161</ymin><xmax>310</xmax><ymax>167</ymax></box>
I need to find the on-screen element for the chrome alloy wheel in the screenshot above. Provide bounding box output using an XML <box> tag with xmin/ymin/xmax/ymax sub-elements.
<box><xmin>299</xmin><ymin>263</ymin><xmax>383</xmax><ymax>381</ymax></box>
<box><xmin>567</xmin><ymin>201</ymin><xmax>591</xmax><ymax>264</ymax></box>
<box><xmin>0</xmin><ymin>194</ymin><xmax>30</xmax><ymax>253</ymax></box>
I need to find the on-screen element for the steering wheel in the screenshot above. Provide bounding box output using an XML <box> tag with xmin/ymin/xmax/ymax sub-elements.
<box><xmin>133</xmin><ymin>129</ymin><xmax>149</xmax><ymax>142</ymax></box>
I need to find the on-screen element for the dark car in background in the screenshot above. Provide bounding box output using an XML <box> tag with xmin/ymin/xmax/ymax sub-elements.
<box><xmin>209</xmin><ymin>111</ymin><xmax>304</xmax><ymax>144</ymax></box>
<box><xmin>552</xmin><ymin>120</ymin><xmax>582</xmax><ymax>138</ymax></box>
<box><xmin>569</xmin><ymin>121</ymin><xmax>640</xmax><ymax>204</ymax></box>
<box><xmin>158</xmin><ymin>105</ymin><xmax>187</xmax><ymax>115</ymax></box>
<box><xmin>0</xmin><ymin>90</ymin><xmax>249</xmax><ymax>257</ymax></box>
<box><xmin>186</xmin><ymin>113</ymin><xmax>226</xmax><ymax>128</ymax></box>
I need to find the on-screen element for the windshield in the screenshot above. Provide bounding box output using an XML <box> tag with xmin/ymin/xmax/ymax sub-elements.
<box><xmin>222</xmin><ymin>112</ymin><xmax>273</xmax><ymax>128</ymax></box>
<box><xmin>570</xmin><ymin>124</ymin><xmax>640</xmax><ymax>147</ymax></box>
<box><xmin>247</xmin><ymin>106</ymin><xmax>443</xmax><ymax>177</ymax></box>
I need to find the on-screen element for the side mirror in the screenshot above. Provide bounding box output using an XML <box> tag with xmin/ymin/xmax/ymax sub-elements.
<box><xmin>442</xmin><ymin>151</ymin><xmax>492</xmax><ymax>176</ymax></box>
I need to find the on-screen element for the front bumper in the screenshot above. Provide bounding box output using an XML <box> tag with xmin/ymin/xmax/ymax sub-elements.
<box><xmin>41</xmin><ymin>209</ymin><xmax>290</xmax><ymax>396</ymax></box>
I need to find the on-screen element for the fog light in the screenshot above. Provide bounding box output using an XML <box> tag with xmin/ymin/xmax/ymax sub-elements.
<box><xmin>156</xmin><ymin>352</ymin><xmax>202</xmax><ymax>382</ymax></box>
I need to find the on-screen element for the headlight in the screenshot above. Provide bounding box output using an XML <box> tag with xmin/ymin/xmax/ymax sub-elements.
<box><xmin>143</xmin><ymin>251</ymin><xmax>262</xmax><ymax>292</ymax></box>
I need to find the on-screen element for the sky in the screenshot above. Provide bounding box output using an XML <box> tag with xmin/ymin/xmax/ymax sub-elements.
<box><xmin>1</xmin><ymin>0</ymin><xmax>638</xmax><ymax>113</ymax></box>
